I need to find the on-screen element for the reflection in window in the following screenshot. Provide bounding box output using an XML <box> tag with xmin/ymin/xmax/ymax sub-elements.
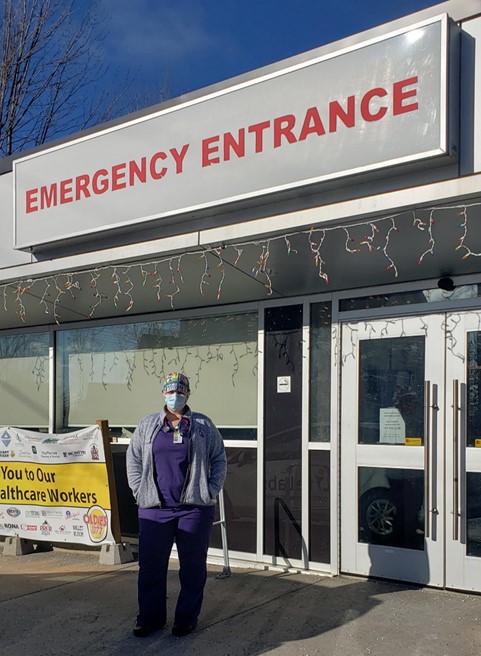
<box><xmin>309</xmin><ymin>451</ymin><xmax>330</xmax><ymax>562</ymax></box>
<box><xmin>467</xmin><ymin>473</ymin><xmax>481</xmax><ymax>557</ymax></box>
<box><xmin>56</xmin><ymin>313</ymin><xmax>258</xmax><ymax>438</ymax></box>
<box><xmin>0</xmin><ymin>332</ymin><xmax>49</xmax><ymax>429</ymax></box>
<box><xmin>210</xmin><ymin>447</ymin><xmax>257</xmax><ymax>554</ymax></box>
<box><xmin>359</xmin><ymin>337</ymin><xmax>425</xmax><ymax>445</ymax></box>
<box><xmin>340</xmin><ymin>284</ymin><xmax>479</xmax><ymax>311</ymax></box>
<box><xmin>358</xmin><ymin>467</ymin><xmax>425</xmax><ymax>551</ymax></box>
<box><xmin>309</xmin><ymin>302</ymin><xmax>332</xmax><ymax>442</ymax></box>
<box><xmin>467</xmin><ymin>333</ymin><xmax>481</xmax><ymax>448</ymax></box>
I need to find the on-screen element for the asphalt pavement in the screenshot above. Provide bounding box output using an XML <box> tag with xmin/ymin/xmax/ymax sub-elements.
<box><xmin>1</xmin><ymin>541</ymin><xmax>481</xmax><ymax>656</ymax></box>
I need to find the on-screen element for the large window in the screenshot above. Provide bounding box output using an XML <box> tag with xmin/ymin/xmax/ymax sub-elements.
<box><xmin>56</xmin><ymin>313</ymin><xmax>258</xmax><ymax>438</ymax></box>
<box><xmin>211</xmin><ymin>446</ymin><xmax>257</xmax><ymax>553</ymax></box>
<box><xmin>0</xmin><ymin>332</ymin><xmax>49</xmax><ymax>429</ymax></box>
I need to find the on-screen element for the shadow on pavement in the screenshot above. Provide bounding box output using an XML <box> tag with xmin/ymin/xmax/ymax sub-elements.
<box><xmin>0</xmin><ymin>549</ymin><xmax>411</xmax><ymax>656</ymax></box>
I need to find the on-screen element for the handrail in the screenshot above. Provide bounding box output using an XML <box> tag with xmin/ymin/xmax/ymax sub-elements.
<box><xmin>212</xmin><ymin>488</ymin><xmax>231</xmax><ymax>578</ymax></box>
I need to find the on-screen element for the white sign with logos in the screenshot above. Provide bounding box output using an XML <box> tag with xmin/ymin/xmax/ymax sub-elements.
<box><xmin>13</xmin><ymin>15</ymin><xmax>454</xmax><ymax>250</ymax></box>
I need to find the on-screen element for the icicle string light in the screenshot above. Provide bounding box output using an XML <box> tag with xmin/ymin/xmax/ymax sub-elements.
<box><xmin>308</xmin><ymin>228</ymin><xmax>329</xmax><ymax>284</ymax></box>
<box><xmin>233</xmin><ymin>246</ymin><xmax>244</xmax><ymax>267</ymax></box>
<box><xmin>166</xmin><ymin>256</ymin><xmax>183</xmax><ymax>309</ymax></box>
<box><xmin>418</xmin><ymin>209</ymin><xmax>436</xmax><ymax>264</ymax></box>
<box><xmin>14</xmin><ymin>279</ymin><xmax>33</xmax><ymax>323</ymax></box>
<box><xmin>252</xmin><ymin>241</ymin><xmax>273</xmax><ymax>295</ymax></box>
<box><xmin>214</xmin><ymin>248</ymin><xmax>226</xmax><ymax>301</ymax></box>
<box><xmin>445</xmin><ymin>313</ymin><xmax>465</xmax><ymax>362</ymax></box>
<box><xmin>456</xmin><ymin>205</ymin><xmax>481</xmax><ymax>260</ymax></box>
<box><xmin>199</xmin><ymin>252</ymin><xmax>210</xmax><ymax>296</ymax></box>
<box><xmin>53</xmin><ymin>276</ymin><xmax>66</xmax><ymax>324</ymax></box>
<box><xmin>40</xmin><ymin>279</ymin><xmax>51</xmax><ymax>315</ymax></box>
<box><xmin>153</xmin><ymin>265</ymin><xmax>162</xmax><ymax>303</ymax></box>
<box><xmin>359</xmin><ymin>223</ymin><xmax>380</xmax><ymax>252</ymax></box>
<box><xmin>344</xmin><ymin>226</ymin><xmax>361</xmax><ymax>254</ymax></box>
<box><xmin>383</xmin><ymin>218</ymin><xmax>399</xmax><ymax>276</ymax></box>
<box><xmin>284</xmin><ymin>235</ymin><xmax>298</xmax><ymax>255</ymax></box>
<box><xmin>2</xmin><ymin>202</ymin><xmax>481</xmax><ymax>323</ymax></box>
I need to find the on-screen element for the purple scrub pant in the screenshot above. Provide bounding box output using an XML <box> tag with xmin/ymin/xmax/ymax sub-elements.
<box><xmin>137</xmin><ymin>507</ymin><xmax>215</xmax><ymax>628</ymax></box>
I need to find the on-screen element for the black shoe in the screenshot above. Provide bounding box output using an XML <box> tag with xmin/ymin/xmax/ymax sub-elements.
<box><xmin>171</xmin><ymin>624</ymin><xmax>196</xmax><ymax>637</ymax></box>
<box><xmin>133</xmin><ymin>621</ymin><xmax>165</xmax><ymax>637</ymax></box>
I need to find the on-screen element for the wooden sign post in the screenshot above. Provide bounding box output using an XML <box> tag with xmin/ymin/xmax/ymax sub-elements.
<box><xmin>96</xmin><ymin>419</ymin><xmax>133</xmax><ymax>564</ymax></box>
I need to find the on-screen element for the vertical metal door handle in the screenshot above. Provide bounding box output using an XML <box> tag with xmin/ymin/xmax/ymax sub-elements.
<box><xmin>424</xmin><ymin>381</ymin><xmax>431</xmax><ymax>539</ymax></box>
<box><xmin>453</xmin><ymin>379</ymin><xmax>460</xmax><ymax>541</ymax></box>
<box><xmin>460</xmin><ymin>382</ymin><xmax>467</xmax><ymax>544</ymax></box>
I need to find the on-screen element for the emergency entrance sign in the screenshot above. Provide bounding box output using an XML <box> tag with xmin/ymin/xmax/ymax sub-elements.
<box><xmin>13</xmin><ymin>15</ymin><xmax>454</xmax><ymax>250</ymax></box>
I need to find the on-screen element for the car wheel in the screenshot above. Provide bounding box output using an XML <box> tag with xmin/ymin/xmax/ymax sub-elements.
<box><xmin>360</xmin><ymin>488</ymin><xmax>400</xmax><ymax>542</ymax></box>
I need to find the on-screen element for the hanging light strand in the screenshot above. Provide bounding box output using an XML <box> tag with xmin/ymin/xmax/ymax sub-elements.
<box><xmin>1</xmin><ymin>202</ymin><xmax>481</xmax><ymax>323</ymax></box>
<box><xmin>383</xmin><ymin>218</ymin><xmax>399</xmax><ymax>276</ymax></box>
<box><xmin>308</xmin><ymin>228</ymin><xmax>329</xmax><ymax>284</ymax></box>
<box><xmin>214</xmin><ymin>247</ymin><xmax>226</xmax><ymax>301</ymax></box>
<box><xmin>199</xmin><ymin>251</ymin><xmax>210</xmax><ymax>296</ymax></box>
<box><xmin>455</xmin><ymin>204</ymin><xmax>481</xmax><ymax>259</ymax></box>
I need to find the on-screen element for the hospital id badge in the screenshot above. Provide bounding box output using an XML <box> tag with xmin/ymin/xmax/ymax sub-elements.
<box><xmin>173</xmin><ymin>430</ymin><xmax>183</xmax><ymax>444</ymax></box>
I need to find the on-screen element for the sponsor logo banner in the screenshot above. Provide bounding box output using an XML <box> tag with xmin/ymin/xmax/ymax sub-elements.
<box><xmin>0</xmin><ymin>426</ymin><xmax>114</xmax><ymax>546</ymax></box>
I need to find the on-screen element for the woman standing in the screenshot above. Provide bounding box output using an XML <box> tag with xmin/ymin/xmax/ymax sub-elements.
<box><xmin>127</xmin><ymin>372</ymin><xmax>227</xmax><ymax>638</ymax></box>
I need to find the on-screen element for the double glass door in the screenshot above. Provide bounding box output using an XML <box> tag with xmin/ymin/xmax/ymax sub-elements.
<box><xmin>341</xmin><ymin>311</ymin><xmax>481</xmax><ymax>591</ymax></box>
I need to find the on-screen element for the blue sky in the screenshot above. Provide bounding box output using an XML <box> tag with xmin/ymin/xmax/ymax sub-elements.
<box><xmin>93</xmin><ymin>0</ymin><xmax>444</xmax><ymax>102</ymax></box>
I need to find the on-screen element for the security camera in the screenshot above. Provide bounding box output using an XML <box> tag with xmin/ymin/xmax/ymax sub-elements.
<box><xmin>437</xmin><ymin>276</ymin><xmax>455</xmax><ymax>291</ymax></box>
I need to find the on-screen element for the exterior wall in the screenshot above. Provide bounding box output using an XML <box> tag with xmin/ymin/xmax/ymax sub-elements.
<box><xmin>0</xmin><ymin>173</ymin><xmax>31</xmax><ymax>269</ymax></box>
<box><xmin>461</xmin><ymin>15</ymin><xmax>481</xmax><ymax>174</ymax></box>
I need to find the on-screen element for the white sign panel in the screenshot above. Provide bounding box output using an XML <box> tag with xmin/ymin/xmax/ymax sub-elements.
<box><xmin>277</xmin><ymin>376</ymin><xmax>291</xmax><ymax>393</ymax></box>
<box><xmin>13</xmin><ymin>15</ymin><xmax>453</xmax><ymax>249</ymax></box>
<box><xmin>0</xmin><ymin>426</ymin><xmax>115</xmax><ymax>545</ymax></box>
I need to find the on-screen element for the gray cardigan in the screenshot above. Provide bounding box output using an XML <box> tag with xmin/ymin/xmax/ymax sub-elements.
<box><xmin>126</xmin><ymin>408</ymin><xmax>227</xmax><ymax>508</ymax></box>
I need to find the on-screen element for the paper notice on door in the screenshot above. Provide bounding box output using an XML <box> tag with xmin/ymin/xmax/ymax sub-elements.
<box><xmin>379</xmin><ymin>408</ymin><xmax>406</xmax><ymax>444</ymax></box>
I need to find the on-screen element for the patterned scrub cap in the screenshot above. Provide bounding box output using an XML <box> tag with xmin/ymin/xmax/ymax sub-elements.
<box><xmin>162</xmin><ymin>372</ymin><xmax>190</xmax><ymax>394</ymax></box>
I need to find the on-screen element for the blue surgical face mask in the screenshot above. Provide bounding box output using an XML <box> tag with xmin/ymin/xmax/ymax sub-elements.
<box><xmin>164</xmin><ymin>393</ymin><xmax>186</xmax><ymax>412</ymax></box>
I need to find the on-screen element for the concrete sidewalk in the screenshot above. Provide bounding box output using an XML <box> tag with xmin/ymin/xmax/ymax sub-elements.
<box><xmin>1</xmin><ymin>544</ymin><xmax>481</xmax><ymax>656</ymax></box>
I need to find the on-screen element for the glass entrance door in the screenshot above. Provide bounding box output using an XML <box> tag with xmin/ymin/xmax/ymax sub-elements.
<box><xmin>341</xmin><ymin>311</ymin><xmax>481</xmax><ymax>590</ymax></box>
<box><xmin>445</xmin><ymin>312</ymin><xmax>481</xmax><ymax>591</ymax></box>
<box><xmin>341</xmin><ymin>314</ymin><xmax>444</xmax><ymax>586</ymax></box>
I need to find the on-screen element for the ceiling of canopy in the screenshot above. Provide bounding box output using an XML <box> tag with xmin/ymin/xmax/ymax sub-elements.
<box><xmin>2</xmin><ymin>199</ymin><xmax>481</xmax><ymax>330</ymax></box>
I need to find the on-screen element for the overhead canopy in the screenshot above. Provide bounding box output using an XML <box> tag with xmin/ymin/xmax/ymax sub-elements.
<box><xmin>1</xmin><ymin>200</ymin><xmax>481</xmax><ymax>330</ymax></box>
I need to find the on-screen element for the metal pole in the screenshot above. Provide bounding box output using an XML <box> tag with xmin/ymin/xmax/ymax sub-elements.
<box><xmin>213</xmin><ymin>488</ymin><xmax>231</xmax><ymax>578</ymax></box>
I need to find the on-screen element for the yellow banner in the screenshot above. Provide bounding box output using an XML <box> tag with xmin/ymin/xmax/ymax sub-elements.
<box><xmin>0</xmin><ymin>461</ymin><xmax>110</xmax><ymax>509</ymax></box>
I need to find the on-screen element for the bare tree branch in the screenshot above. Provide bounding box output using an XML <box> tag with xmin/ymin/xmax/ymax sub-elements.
<box><xmin>0</xmin><ymin>0</ymin><xmax>163</xmax><ymax>157</ymax></box>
